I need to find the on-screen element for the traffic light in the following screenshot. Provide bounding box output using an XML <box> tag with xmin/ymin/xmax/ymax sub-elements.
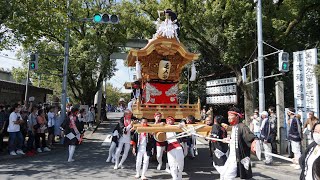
<box><xmin>93</xmin><ymin>14</ymin><xmax>119</xmax><ymax>24</ymax></box>
<box><xmin>30</xmin><ymin>53</ymin><xmax>38</xmax><ymax>71</ymax></box>
<box><xmin>278</xmin><ymin>51</ymin><xmax>289</xmax><ymax>73</ymax></box>
<box><xmin>241</xmin><ymin>68</ymin><xmax>247</xmax><ymax>82</ymax></box>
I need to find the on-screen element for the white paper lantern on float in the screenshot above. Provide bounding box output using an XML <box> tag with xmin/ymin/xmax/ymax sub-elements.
<box><xmin>136</xmin><ymin>60</ymin><xmax>142</xmax><ymax>80</ymax></box>
<box><xmin>158</xmin><ymin>60</ymin><xmax>171</xmax><ymax>80</ymax></box>
<box><xmin>190</xmin><ymin>62</ymin><xmax>196</xmax><ymax>81</ymax></box>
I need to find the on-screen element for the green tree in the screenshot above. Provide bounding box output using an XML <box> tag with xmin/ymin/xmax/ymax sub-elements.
<box><xmin>105</xmin><ymin>83</ymin><xmax>130</xmax><ymax>107</ymax></box>
<box><xmin>162</xmin><ymin>0</ymin><xmax>320</xmax><ymax>121</ymax></box>
<box><xmin>4</xmin><ymin>0</ymin><xmax>155</xmax><ymax>105</ymax></box>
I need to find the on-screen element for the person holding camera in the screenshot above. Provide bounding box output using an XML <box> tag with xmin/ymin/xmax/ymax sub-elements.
<box><xmin>7</xmin><ymin>103</ymin><xmax>25</xmax><ymax>156</ymax></box>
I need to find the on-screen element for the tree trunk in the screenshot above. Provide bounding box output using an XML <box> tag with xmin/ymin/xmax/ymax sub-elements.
<box><xmin>234</xmin><ymin>69</ymin><xmax>254</xmax><ymax>126</ymax></box>
<box><xmin>243</xmin><ymin>84</ymin><xmax>254</xmax><ymax>126</ymax></box>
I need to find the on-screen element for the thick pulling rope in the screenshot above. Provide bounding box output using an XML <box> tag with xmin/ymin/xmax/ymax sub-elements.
<box><xmin>168</xmin><ymin>124</ymin><xmax>294</xmax><ymax>163</ymax></box>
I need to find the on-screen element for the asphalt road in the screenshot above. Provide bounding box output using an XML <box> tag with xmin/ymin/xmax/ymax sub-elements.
<box><xmin>0</xmin><ymin>112</ymin><xmax>300</xmax><ymax>180</ymax></box>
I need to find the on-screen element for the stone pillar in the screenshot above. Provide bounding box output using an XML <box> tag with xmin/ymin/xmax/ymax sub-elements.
<box><xmin>276</xmin><ymin>81</ymin><xmax>286</xmax><ymax>154</ymax></box>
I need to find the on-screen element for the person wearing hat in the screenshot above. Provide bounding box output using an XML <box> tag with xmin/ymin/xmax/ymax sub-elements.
<box><xmin>60</xmin><ymin>107</ymin><xmax>84</xmax><ymax>162</ymax></box>
<box><xmin>165</xmin><ymin>116</ymin><xmax>184</xmax><ymax>180</ymax></box>
<box><xmin>260</xmin><ymin>111</ymin><xmax>274</xmax><ymax>165</ymax></box>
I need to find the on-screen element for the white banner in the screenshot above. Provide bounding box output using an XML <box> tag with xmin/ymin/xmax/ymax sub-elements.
<box><xmin>304</xmin><ymin>49</ymin><xmax>319</xmax><ymax>117</ymax></box>
<box><xmin>293</xmin><ymin>48</ymin><xmax>319</xmax><ymax>120</ymax></box>
<box><xmin>293</xmin><ymin>51</ymin><xmax>306</xmax><ymax>121</ymax></box>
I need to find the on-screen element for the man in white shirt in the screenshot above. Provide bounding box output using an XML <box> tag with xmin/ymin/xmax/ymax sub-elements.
<box><xmin>47</xmin><ymin>106</ymin><xmax>56</xmax><ymax>148</ymax></box>
<box><xmin>7</xmin><ymin>103</ymin><xmax>25</xmax><ymax>156</ymax></box>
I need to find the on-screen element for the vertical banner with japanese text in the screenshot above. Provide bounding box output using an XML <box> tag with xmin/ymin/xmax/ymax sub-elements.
<box><xmin>304</xmin><ymin>48</ymin><xmax>319</xmax><ymax>118</ymax></box>
<box><xmin>293</xmin><ymin>51</ymin><xmax>306</xmax><ymax>121</ymax></box>
<box><xmin>293</xmin><ymin>48</ymin><xmax>319</xmax><ymax>121</ymax></box>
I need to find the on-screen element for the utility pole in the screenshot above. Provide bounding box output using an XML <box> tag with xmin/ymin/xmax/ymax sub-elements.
<box><xmin>60</xmin><ymin>0</ymin><xmax>71</xmax><ymax>122</ymax></box>
<box><xmin>24</xmin><ymin>61</ymin><xmax>30</xmax><ymax>103</ymax></box>
<box><xmin>187</xmin><ymin>64</ymin><xmax>190</xmax><ymax>104</ymax></box>
<box><xmin>257</xmin><ymin>0</ymin><xmax>265</xmax><ymax>114</ymax></box>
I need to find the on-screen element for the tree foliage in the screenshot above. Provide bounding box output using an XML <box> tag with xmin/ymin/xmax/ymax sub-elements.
<box><xmin>4</xmin><ymin>0</ymin><xmax>155</xmax><ymax>105</ymax></box>
<box><xmin>3</xmin><ymin>0</ymin><xmax>320</xmax><ymax>118</ymax></box>
<box><xmin>105</xmin><ymin>83</ymin><xmax>130</xmax><ymax>106</ymax></box>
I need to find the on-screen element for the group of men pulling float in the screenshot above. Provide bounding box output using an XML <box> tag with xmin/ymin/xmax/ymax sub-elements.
<box><xmin>106</xmin><ymin>107</ymin><xmax>257</xmax><ymax>180</ymax></box>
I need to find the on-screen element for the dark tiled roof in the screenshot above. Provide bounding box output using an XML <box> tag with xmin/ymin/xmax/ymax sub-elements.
<box><xmin>0</xmin><ymin>79</ymin><xmax>53</xmax><ymax>94</ymax></box>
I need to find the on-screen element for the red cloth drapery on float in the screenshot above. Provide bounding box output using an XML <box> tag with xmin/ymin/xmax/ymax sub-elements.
<box><xmin>143</xmin><ymin>82</ymin><xmax>178</xmax><ymax>104</ymax></box>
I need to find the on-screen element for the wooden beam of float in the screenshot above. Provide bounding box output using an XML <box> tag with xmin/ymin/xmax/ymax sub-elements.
<box><xmin>135</xmin><ymin>125</ymin><xmax>212</xmax><ymax>133</ymax></box>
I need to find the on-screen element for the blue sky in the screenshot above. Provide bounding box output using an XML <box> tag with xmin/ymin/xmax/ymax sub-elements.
<box><xmin>0</xmin><ymin>49</ymin><xmax>132</xmax><ymax>93</ymax></box>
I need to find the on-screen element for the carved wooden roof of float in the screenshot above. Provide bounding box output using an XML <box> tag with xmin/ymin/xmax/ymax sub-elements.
<box><xmin>126</xmin><ymin>37</ymin><xmax>200</xmax><ymax>82</ymax></box>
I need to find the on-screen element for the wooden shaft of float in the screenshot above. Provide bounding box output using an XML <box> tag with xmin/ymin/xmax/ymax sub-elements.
<box><xmin>136</xmin><ymin>126</ymin><xmax>182</xmax><ymax>133</ymax></box>
<box><xmin>133</xmin><ymin>124</ymin><xmax>165</xmax><ymax>130</ymax></box>
<box><xmin>136</xmin><ymin>126</ymin><xmax>212</xmax><ymax>133</ymax></box>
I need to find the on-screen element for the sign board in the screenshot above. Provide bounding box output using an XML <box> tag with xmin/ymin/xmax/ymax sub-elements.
<box><xmin>293</xmin><ymin>48</ymin><xmax>319</xmax><ymax>121</ymax></box>
<box><xmin>206</xmin><ymin>77</ymin><xmax>237</xmax><ymax>87</ymax></box>
<box><xmin>206</xmin><ymin>85</ymin><xmax>237</xmax><ymax>95</ymax></box>
<box><xmin>206</xmin><ymin>77</ymin><xmax>238</xmax><ymax>105</ymax></box>
<box><xmin>206</xmin><ymin>95</ymin><xmax>237</xmax><ymax>104</ymax></box>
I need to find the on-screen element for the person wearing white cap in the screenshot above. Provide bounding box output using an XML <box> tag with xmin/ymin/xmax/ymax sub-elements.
<box><xmin>260</xmin><ymin>111</ymin><xmax>274</xmax><ymax>165</ymax></box>
<box><xmin>287</xmin><ymin>107</ymin><xmax>302</xmax><ymax>170</ymax></box>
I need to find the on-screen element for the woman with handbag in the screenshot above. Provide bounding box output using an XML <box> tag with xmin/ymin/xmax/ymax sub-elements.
<box><xmin>35</xmin><ymin>109</ymin><xmax>51</xmax><ymax>153</ymax></box>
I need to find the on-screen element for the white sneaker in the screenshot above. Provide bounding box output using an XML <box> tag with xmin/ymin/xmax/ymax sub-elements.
<box><xmin>37</xmin><ymin>148</ymin><xmax>43</xmax><ymax>153</ymax></box>
<box><xmin>114</xmin><ymin>164</ymin><xmax>118</xmax><ymax>170</ymax></box>
<box><xmin>16</xmin><ymin>150</ymin><xmax>25</xmax><ymax>155</ymax></box>
<box><xmin>134</xmin><ymin>174</ymin><xmax>140</xmax><ymax>179</ymax></box>
<box><xmin>140</xmin><ymin>176</ymin><xmax>147</xmax><ymax>180</ymax></box>
<box><xmin>10</xmin><ymin>151</ymin><xmax>17</xmax><ymax>156</ymax></box>
<box><xmin>68</xmin><ymin>159</ymin><xmax>74</xmax><ymax>162</ymax></box>
<box><xmin>165</xmin><ymin>168</ymin><xmax>171</xmax><ymax>174</ymax></box>
<box><xmin>294</xmin><ymin>165</ymin><xmax>301</xmax><ymax>170</ymax></box>
<box><xmin>157</xmin><ymin>164</ymin><xmax>162</xmax><ymax>170</ymax></box>
<box><xmin>43</xmin><ymin>147</ymin><xmax>51</xmax><ymax>152</ymax></box>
